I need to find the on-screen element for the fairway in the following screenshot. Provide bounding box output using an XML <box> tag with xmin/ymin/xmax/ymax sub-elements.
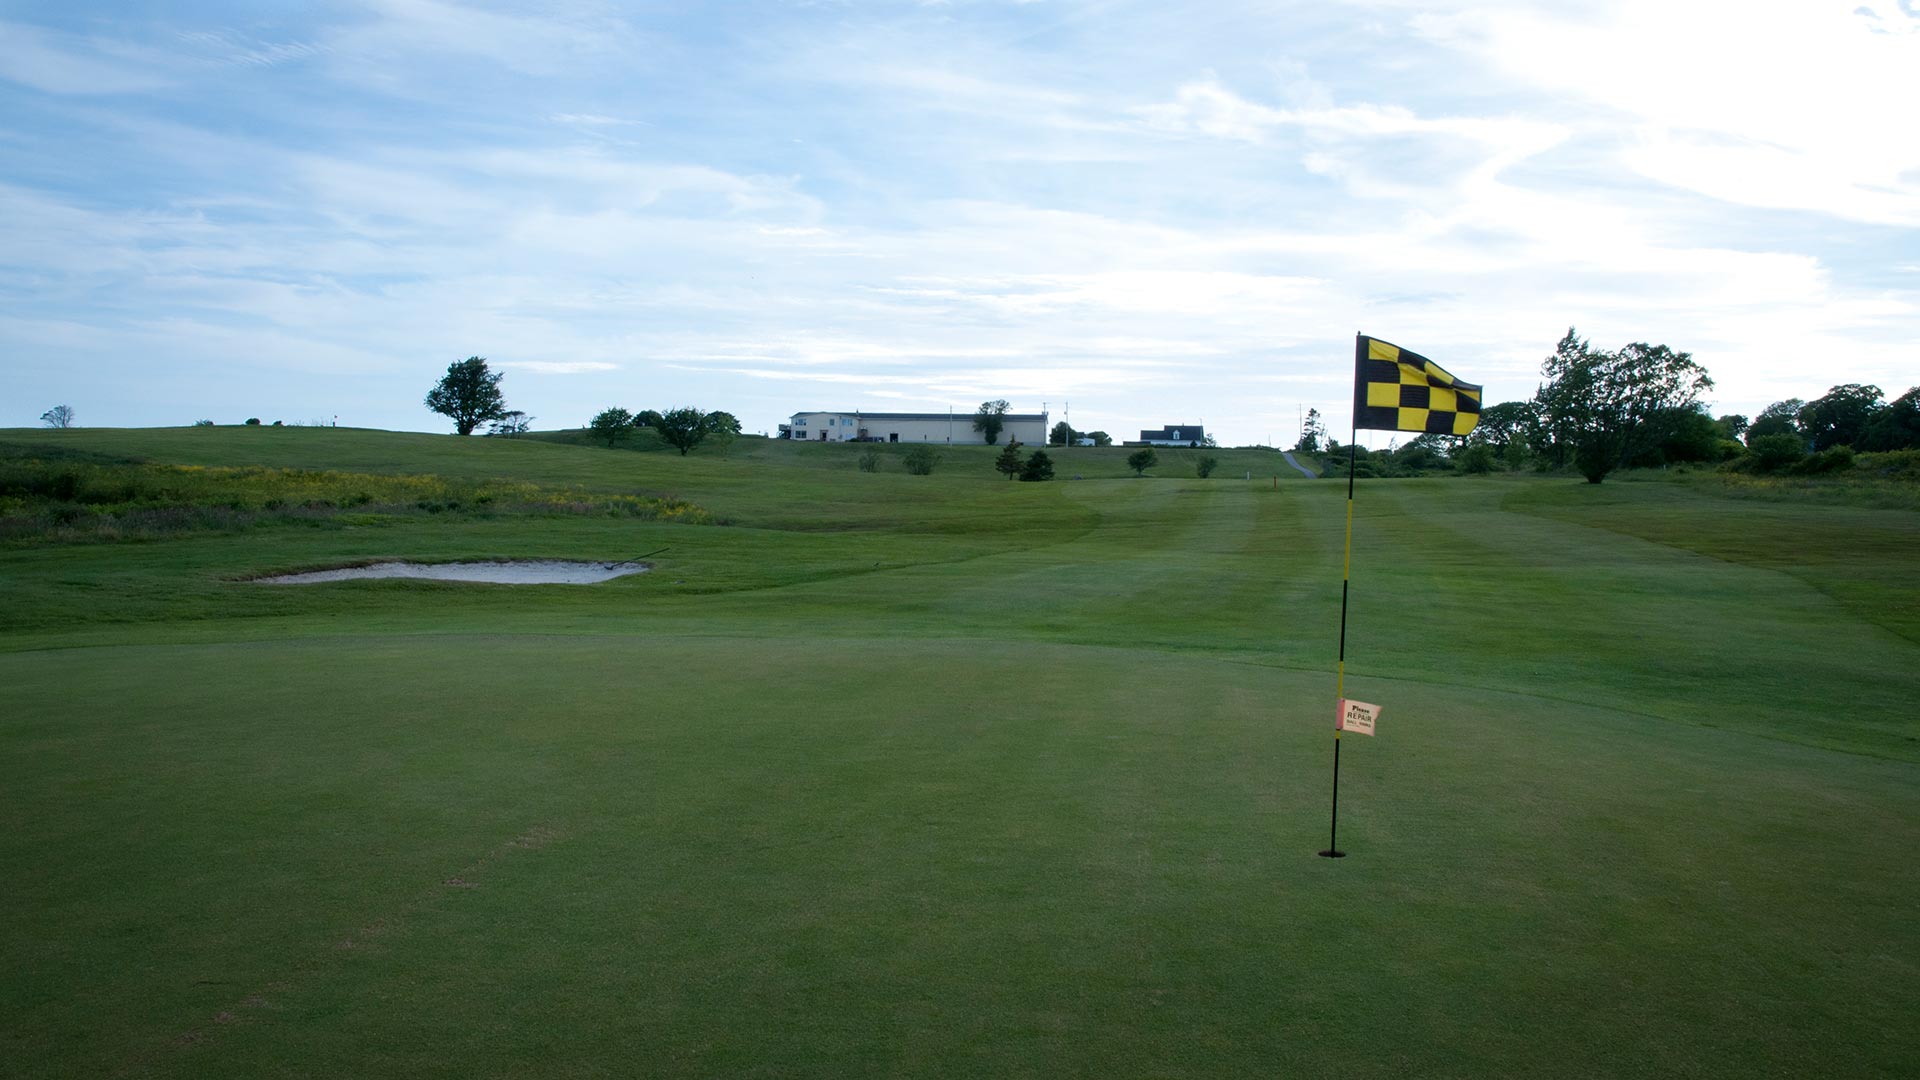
<box><xmin>3</xmin><ymin>428</ymin><xmax>1917</xmax><ymax>1078</ymax></box>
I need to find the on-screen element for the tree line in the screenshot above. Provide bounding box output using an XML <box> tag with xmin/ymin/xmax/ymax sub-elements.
<box><xmin>424</xmin><ymin>356</ymin><xmax>740</xmax><ymax>456</ymax></box>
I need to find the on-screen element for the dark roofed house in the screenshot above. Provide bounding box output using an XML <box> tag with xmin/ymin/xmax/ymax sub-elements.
<box><xmin>1138</xmin><ymin>424</ymin><xmax>1207</xmax><ymax>447</ymax></box>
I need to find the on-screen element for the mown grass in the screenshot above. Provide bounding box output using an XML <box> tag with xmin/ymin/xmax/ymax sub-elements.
<box><xmin>0</xmin><ymin>426</ymin><xmax>1915</xmax><ymax>1078</ymax></box>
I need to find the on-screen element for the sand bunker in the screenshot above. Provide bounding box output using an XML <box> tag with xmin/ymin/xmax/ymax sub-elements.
<box><xmin>255</xmin><ymin>560</ymin><xmax>649</xmax><ymax>585</ymax></box>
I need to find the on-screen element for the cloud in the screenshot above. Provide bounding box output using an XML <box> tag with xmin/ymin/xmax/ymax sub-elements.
<box><xmin>496</xmin><ymin>360</ymin><xmax>619</xmax><ymax>374</ymax></box>
<box><xmin>0</xmin><ymin>20</ymin><xmax>170</xmax><ymax>94</ymax></box>
<box><xmin>1412</xmin><ymin>0</ymin><xmax>1920</xmax><ymax>224</ymax></box>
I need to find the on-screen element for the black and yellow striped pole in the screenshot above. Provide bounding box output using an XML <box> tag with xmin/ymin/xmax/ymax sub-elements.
<box><xmin>1320</xmin><ymin>362</ymin><xmax>1360</xmax><ymax>860</ymax></box>
<box><xmin>1322</xmin><ymin>333</ymin><xmax>1482</xmax><ymax>857</ymax></box>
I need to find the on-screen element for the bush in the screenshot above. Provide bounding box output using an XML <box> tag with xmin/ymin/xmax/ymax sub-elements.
<box><xmin>1019</xmin><ymin>449</ymin><xmax>1055</xmax><ymax>482</ymax></box>
<box><xmin>858</xmin><ymin>446</ymin><xmax>882</xmax><ymax>473</ymax></box>
<box><xmin>1791</xmin><ymin>445</ymin><xmax>1855</xmax><ymax>476</ymax></box>
<box><xmin>902</xmin><ymin>445</ymin><xmax>939</xmax><ymax>475</ymax></box>
<box><xmin>245</xmin><ymin>418</ymin><xmax>261</xmax><ymax>426</ymax></box>
<box><xmin>1855</xmin><ymin>448</ymin><xmax>1920</xmax><ymax>480</ymax></box>
<box><xmin>1746</xmin><ymin>433</ymin><xmax>1807</xmax><ymax>473</ymax></box>
<box><xmin>1194</xmin><ymin>454</ymin><xmax>1219</xmax><ymax>478</ymax></box>
<box><xmin>192</xmin><ymin>420</ymin><xmax>214</xmax><ymax>427</ymax></box>
<box><xmin>1458</xmin><ymin>443</ymin><xmax>1496</xmax><ymax>474</ymax></box>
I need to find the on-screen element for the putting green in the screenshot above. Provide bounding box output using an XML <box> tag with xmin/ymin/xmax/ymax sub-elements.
<box><xmin>4</xmin><ymin>635</ymin><xmax>1913</xmax><ymax>1078</ymax></box>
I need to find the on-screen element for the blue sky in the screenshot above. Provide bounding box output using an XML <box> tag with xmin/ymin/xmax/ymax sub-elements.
<box><xmin>2</xmin><ymin>1</ymin><xmax>1915</xmax><ymax>446</ymax></box>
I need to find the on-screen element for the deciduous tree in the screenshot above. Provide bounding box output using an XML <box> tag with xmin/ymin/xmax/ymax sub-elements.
<box><xmin>1126</xmin><ymin>448</ymin><xmax>1157</xmax><ymax>476</ymax></box>
<box><xmin>588</xmin><ymin>407</ymin><xmax>634</xmax><ymax>447</ymax></box>
<box><xmin>1534</xmin><ymin>329</ymin><xmax>1713</xmax><ymax>483</ymax></box>
<box><xmin>39</xmin><ymin>405</ymin><xmax>74</xmax><ymax>429</ymax></box>
<box><xmin>1860</xmin><ymin>387</ymin><xmax>1920</xmax><ymax>451</ymax></box>
<box><xmin>1797</xmin><ymin>384</ymin><xmax>1883</xmax><ymax>450</ymax></box>
<box><xmin>656</xmin><ymin>407</ymin><xmax>711</xmax><ymax>456</ymax></box>
<box><xmin>1747</xmin><ymin>399</ymin><xmax>1804</xmax><ymax>443</ymax></box>
<box><xmin>487</xmin><ymin>411</ymin><xmax>533</xmax><ymax>437</ymax></box>
<box><xmin>424</xmin><ymin>357</ymin><xmax>506</xmax><ymax>436</ymax></box>
<box><xmin>973</xmin><ymin>400</ymin><xmax>1011</xmax><ymax>445</ymax></box>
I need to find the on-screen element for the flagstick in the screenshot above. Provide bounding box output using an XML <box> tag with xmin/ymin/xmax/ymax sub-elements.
<box><xmin>1320</xmin><ymin>400</ymin><xmax>1360</xmax><ymax>858</ymax></box>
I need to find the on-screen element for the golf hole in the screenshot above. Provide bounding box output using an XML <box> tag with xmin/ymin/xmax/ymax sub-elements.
<box><xmin>253</xmin><ymin>560</ymin><xmax>650</xmax><ymax>585</ymax></box>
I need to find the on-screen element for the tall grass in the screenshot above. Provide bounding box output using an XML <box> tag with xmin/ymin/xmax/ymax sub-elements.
<box><xmin>0</xmin><ymin>456</ymin><xmax>714</xmax><ymax>544</ymax></box>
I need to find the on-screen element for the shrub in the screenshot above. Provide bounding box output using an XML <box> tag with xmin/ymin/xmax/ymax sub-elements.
<box><xmin>1747</xmin><ymin>433</ymin><xmax>1807</xmax><ymax>473</ymax></box>
<box><xmin>245</xmin><ymin>418</ymin><xmax>261</xmax><ymax>426</ymax></box>
<box><xmin>858</xmin><ymin>446</ymin><xmax>882</xmax><ymax>473</ymax></box>
<box><xmin>1019</xmin><ymin>449</ymin><xmax>1055</xmax><ymax>482</ymax></box>
<box><xmin>902</xmin><ymin>445</ymin><xmax>939</xmax><ymax>475</ymax></box>
<box><xmin>1791</xmin><ymin>445</ymin><xmax>1855</xmax><ymax>476</ymax></box>
<box><xmin>192</xmin><ymin>420</ymin><xmax>214</xmax><ymax>427</ymax></box>
<box><xmin>1458</xmin><ymin>443</ymin><xmax>1496</xmax><ymax>474</ymax></box>
<box><xmin>1195</xmin><ymin>454</ymin><xmax>1219</xmax><ymax>478</ymax></box>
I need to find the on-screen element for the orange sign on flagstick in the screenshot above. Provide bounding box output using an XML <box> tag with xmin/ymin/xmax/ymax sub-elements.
<box><xmin>1337</xmin><ymin>699</ymin><xmax>1380</xmax><ymax>737</ymax></box>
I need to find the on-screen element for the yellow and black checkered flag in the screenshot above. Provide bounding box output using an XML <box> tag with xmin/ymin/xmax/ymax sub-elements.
<box><xmin>1353</xmin><ymin>336</ymin><xmax>1481</xmax><ymax>436</ymax></box>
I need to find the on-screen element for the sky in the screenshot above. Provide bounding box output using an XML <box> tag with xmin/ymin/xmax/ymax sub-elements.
<box><xmin>2</xmin><ymin>0</ymin><xmax>1916</xmax><ymax>447</ymax></box>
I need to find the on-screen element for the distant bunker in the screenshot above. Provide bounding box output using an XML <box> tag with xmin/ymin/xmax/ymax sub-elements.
<box><xmin>255</xmin><ymin>560</ymin><xmax>649</xmax><ymax>585</ymax></box>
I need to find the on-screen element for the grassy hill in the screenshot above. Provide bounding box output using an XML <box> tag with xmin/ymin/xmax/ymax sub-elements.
<box><xmin>1</xmin><ymin>425</ymin><xmax>1916</xmax><ymax>1078</ymax></box>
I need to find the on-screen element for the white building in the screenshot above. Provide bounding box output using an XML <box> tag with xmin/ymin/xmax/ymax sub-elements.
<box><xmin>786</xmin><ymin>410</ymin><xmax>1050</xmax><ymax>445</ymax></box>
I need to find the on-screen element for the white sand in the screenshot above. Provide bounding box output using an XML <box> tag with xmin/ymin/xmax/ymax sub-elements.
<box><xmin>255</xmin><ymin>560</ymin><xmax>649</xmax><ymax>585</ymax></box>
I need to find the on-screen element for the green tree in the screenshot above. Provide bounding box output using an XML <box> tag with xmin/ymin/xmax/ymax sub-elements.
<box><xmin>633</xmin><ymin>409</ymin><xmax>663</xmax><ymax>428</ymax></box>
<box><xmin>1049</xmin><ymin>421</ymin><xmax>1077</xmax><ymax>446</ymax></box>
<box><xmin>1860</xmin><ymin>387</ymin><xmax>1920</xmax><ymax>450</ymax></box>
<box><xmin>588</xmin><ymin>407</ymin><xmax>634</xmax><ymax>447</ymax></box>
<box><xmin>1797</xmin><ymin>384</ymin><xmax>1883</xmax><ymax>450</ymax></box>
<box><xmin>902</xmin><ymin>444</ymin><xmax>940</xmax><ymax>475</ymax></box>
<box><xmin>1458</xmin><ymin>442</ymin><xmax>1496</xmax><ymax>474</ymax></box>
<box><xmin>657</xmin><ymin>407</ymin><xmax>712</xmax><ymax>456</ymax></box>
<box><xmin>1714</xmin><ymin>414</ymin><xmax>1749</xmax><ymax>442</ymax></box>
<box><xmin>1534</xmin><ymin>329</ymin><xmax>1713</xmax><ymax>483</ymax></box>
<box><xmin>1195</xmin><ymin>454</ymin><xmax>1219</xmax><ymax>478</ymax></box>
<box><xmin>1087</xmin><ymin>431</ymin><xmax>1113</xmax><ymax>447</ymax></box>
<box><xmin>487</xmin><ymin>410</ymin><xmax>533</xmax><ymax>437</ymax></box>
<box><xmin>1632</xmin><ymin>406</ymin><xmax>1721</xmax><ymax>467</ymax></box>
<box><xmin>1126</xmin><ymin>448</ymin><xmax>1157</xmax><ymax>476</ymax></box>
<box><xmin>1293</xmin><ymin>408</ymin><xmax>1326</xmax><ymax>453</ymax></box>
<box><xmin>1019</xmin><ymin>449</ymin><xmax>1055</xmax><ymax>481</ymax></box>
<box><xmin>705</xmin><ymin>410</ymin><xmax>742</xmax><ymax>436</ymax></box>
<box><xmin>424</xmin><ymin>356</ymin><xmax>507</xmax><ymax>436</ymax></box>
<box><xmin>973</xmin><ymin>399</ymin><xmax>1011</xmax><ymax>445</ymax></box>
<box><xmin>1393</xmin><ymin>434</ymin><xmax>1455</xmax><ymax>473</ymax></box>
<box><xmin>1471</xmin><ymin>401</ymin><xmax>1533</xmax><ymax>457</ymax></box>
<box><xmin>1747</xmin><ymin>399</ymin><xmax>1804</xmax><ymax>443</ymax></box>
<box><xmin>1747</xmin><ymin>433</ymin><xmax>1807</xmax><ymax>472</ymax></box>
<box><xmin>994</xmin><ymin>439</ymin><xmax>1024</xmax><ymax>479</ymax></box>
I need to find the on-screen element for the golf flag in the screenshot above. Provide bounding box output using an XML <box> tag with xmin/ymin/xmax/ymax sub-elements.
<box><xmin>1353</xmin><ymin>336</ymin><xmax>1481</xmax><ymax>436</ymax></box>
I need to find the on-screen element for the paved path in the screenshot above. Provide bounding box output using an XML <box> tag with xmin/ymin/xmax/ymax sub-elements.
<box><xmin>1279</xmin><ymin>451</ymin><xmax>1319</xmax><ymax>478</ymax></box>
